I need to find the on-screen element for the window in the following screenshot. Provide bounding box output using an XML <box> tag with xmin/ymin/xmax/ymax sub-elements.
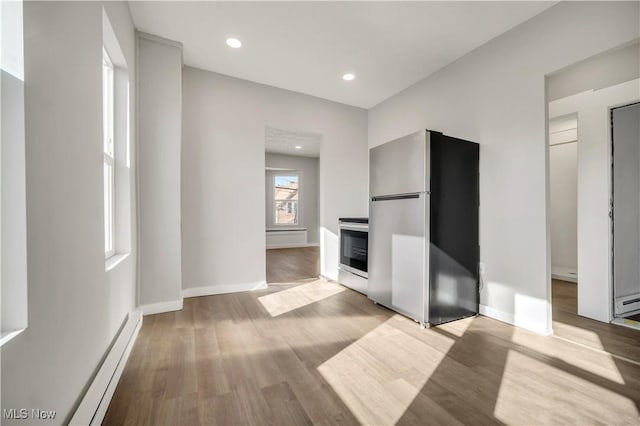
<box><xmin>103</xmin><ymin>47</ymin><xmax>115</xmax><ymax>258</ymax></box>
<box><xmin>274</xmin><ymin>175</ymin><xmax>299</xmax><ymax>225</ymax></box>
<box><xmin>1</xmin><ymin>0</ymin><xmax>29</xmax><ymax>345</ymax></box>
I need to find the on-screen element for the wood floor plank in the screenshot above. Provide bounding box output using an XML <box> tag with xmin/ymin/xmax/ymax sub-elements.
<box><xmin>266</xmin><ymin>247</ymin><xmax>320</xmax><ymax>283</ymax></box>
<box><xmin>198</xmin><ymin>393</ymin><xmax>243</xmax><ymax>426</ymax></box>
<box><xmin>104</xmin><ymin>251</ymin><xmax>640</xmax><ymax>425</ymax></box>
<box><xmin>262</xmin><ymin>382</ymin><xmax>314</xmax><ymax>426</ymax></box>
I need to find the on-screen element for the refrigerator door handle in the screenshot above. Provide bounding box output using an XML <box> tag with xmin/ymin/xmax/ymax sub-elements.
<box><xmin>371</xmin><ymin>193</ymin><xmax>423</xmax><ymax>202</ymax></box>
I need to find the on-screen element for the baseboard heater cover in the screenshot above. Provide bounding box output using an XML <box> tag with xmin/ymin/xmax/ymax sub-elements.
<box><xmin>69</xmin><ymin>310</ymin><xmax>142</xmax><ymax>425</ymax></box>
<box><xmin>616</xmin><ymin>293</ymin><xmax>640</xmax><ymax>315</ymax></box>
<box><xmin>266</xmin><ymin>228</ymin><xmax>309</xmax><ymax>249</ymax></box>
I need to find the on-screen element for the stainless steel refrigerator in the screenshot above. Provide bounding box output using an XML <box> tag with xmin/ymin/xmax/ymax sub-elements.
<box><xmin>368</xmin><ymin>130</ymin><xmax>479</xmax><ymax>327</ymax></box>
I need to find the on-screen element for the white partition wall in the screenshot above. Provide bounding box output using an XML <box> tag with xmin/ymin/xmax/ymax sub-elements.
<box><xmin>181</xmin><ymin>68</ymin><xmax>368</xmax><ymax>294</ymax></box>
<box><xmin>137</xmin><ymin>33</ymin><xmax>183</xmax><ymax>312</ymax></box>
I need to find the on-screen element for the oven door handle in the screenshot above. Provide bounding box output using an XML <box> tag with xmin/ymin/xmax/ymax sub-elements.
<box><xmin>340</xmin><ymin>224</ymin><xmax>369</xmax><ymax>232</ymax></box>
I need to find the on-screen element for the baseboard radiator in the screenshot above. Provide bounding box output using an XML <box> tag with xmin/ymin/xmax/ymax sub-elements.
<box><xmin>69</xmin><ymin>310</ymin><xmax>142</xmax><ymax>425</ymax></box>
<box><xmin>266</xmin><ymin>228</ymin><xmax>309</xmax><ymax>249</ymax></box>
<box><xmin>616</xmin><ymin>293</ymin><xmax>640</xmax><ymax>315</ymax></box>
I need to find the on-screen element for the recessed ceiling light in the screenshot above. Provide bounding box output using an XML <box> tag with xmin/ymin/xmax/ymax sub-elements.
<box><xmin>295</xmin><ymin>145</ymin><xmax>302</xmax><ymax>150</ymax></box>
<box><xmin>342</xmin><ymin>73</ymin><xmax>355</xmax><ymax>81</ymax></box>
<box><xmin>226</xmin><ymin>38</ymin><xmax>242</xmax><ymax>48</ymax></box>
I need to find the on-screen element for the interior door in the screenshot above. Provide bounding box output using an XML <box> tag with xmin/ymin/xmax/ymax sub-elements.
<box><xmin>368</xmin><ymin>193</ymin><xmax>427</xmax><ymax>322</ymax></box>
<box><xmin>612</xmin><ymin>103</ymin><xmax>640</xmax><ymax>316</ymax></box>
<box><xmin>428</xmin><ymin>133</ymin><xmax>480</xmax><ymax>325</ymax></box>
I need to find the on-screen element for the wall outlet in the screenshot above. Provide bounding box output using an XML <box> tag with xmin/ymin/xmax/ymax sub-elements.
<box><xmin>478</xmin><ymin>262</ymin><xmax>486</xmax><ymax>275</ymax></box>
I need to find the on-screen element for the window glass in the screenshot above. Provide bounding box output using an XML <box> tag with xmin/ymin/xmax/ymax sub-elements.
<box><xmin>103</xmin><ymin>48</ymin><xmax>115</xmax><ymax>257</ymax></box>
<box><xmin>274</xmin><ymin>175</ymin><xmax>299</xmax><ymax>225</ymax></box>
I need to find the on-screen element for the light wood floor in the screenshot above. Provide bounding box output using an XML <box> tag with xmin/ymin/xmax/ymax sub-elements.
<box><xmin>266</xmin><ymin>247</ymin><xmax>320</xmax><ymax>283</ymax></box>
<box><xmin>104</xmin><ymin>252</ymin><xmax>640</xmax><ymax>425</ymax></box>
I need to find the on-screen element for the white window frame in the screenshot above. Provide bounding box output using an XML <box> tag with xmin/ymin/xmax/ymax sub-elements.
<box><xmin>273</xmin><ymin>173</ymin><xmax>301</xmax><ymax>226</ymax></box>
<box><xmin>103</xmin><ymin>47</ymin><xmax>115</xmax><ymax>258</ymax></box>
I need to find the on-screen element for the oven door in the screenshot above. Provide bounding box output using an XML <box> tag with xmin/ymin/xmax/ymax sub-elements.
<box><xmin>339</xmin><ymin>225</ymin><xmax>368</xmax><ymax>278</ymax></box>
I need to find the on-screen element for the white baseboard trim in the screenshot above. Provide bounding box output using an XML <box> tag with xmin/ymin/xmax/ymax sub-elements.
<box><xmin>480</xmin><ymin>304</ymin><xmax>552</xmax><ymax>336</ymax></box>
<box><xmin>551</xmin><ymin>265</ymin><xmax>577</xmax><ymax>283</ymax></box>
<box><xmin>139</xmin><ymin>299</ymin><xmax>183</xmax><ymax>316</ymax></box>
<box><xmin>266</xmin><ymin>242</ymin><xmax>320</xmax><ymax>249</ymax></box>
<box><xmin>551</xmin><ymin>273</ymin><xmax>577</xmax><ymax>283</ymax></box>
<box><xmin>319</xmin><ymin>274</ymin><xmax>334</xmax><ymax>282</ymax></box>
<box><xmin>320</xmin><ymin>272</ymin><xmax>339</xmax><ymax>282</ymax></box>
<box><xmin>182</xmin><ymin>281</ymin><xmax>268</xmax><ymax>298</ymax></box>
<box><xmin>70</xmin><ymin>310</ymin><xmax>142</xmax><ymax>426</ymax></box>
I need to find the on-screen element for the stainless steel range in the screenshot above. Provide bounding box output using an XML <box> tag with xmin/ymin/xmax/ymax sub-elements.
<box><xmin>338</xmin><ymin>217</ymin><xmax>368</xmax><ymax>295</ymax></box>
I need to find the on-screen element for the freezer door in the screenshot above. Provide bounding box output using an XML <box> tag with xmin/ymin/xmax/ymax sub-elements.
<box><xmin>370</xmin><ymin>131</ymin><xmax>427</xmax><ymax>197</ymax></box>
<box><xmin>368</xmin><ymin>193</ymin><xmax>427</xmax><ymax>323</ymax></box>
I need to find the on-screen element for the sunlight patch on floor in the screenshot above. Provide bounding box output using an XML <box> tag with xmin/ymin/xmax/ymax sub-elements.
<box><xmin>511</xmin><ymin>327</ymin><xmax>625</xmax><ymax>384</ymax></box>
<box><xmin>494</xmin><ymin>350</ymin><xmax>638</xmax><ymax>425</ymax></box>
<box><xmin>318</xmin><ymin>316</ymin><xmax>455</xmax><ymax>425</ymax></box>
<box><xmin>552</xmin><ymin>320</ymin><xmax>607</xmax><ymax>351</ymax></box>
<box><xmin>437</xmin><ymin>316</ymin><xmax>474</xmax><ymax>337</ymax></box>
<box><xmin>258</xmin><ymin>280</ymin><xmax>345</xmax><ymax>317</ymax></box>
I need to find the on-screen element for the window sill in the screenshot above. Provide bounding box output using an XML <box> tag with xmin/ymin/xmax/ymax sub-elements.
<box><xmin>105</xmin><ymin>253</ymin><xmax>130</xmax><ymax>272</ymax></box>
<box><xmin>0</xmin><ymin>328</ymin><xmax>26</xmax><ymax>347</ymax></box>
<box><xmin>266</xmin><ymin>227</ymin><xmax>307</xmax><ymax>232</ymax></box>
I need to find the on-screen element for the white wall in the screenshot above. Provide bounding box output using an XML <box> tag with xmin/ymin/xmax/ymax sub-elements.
<box><xmin>368</xmin><ymin>1</ymin><xmax>640</xmax><ymax>335</ymax></box>
<box><xmin>550</xmin><ymin>79</ymin><xmax>639</xmax><ymax>323</ymax></box>
<box><xmin>265</xmin><ymin>153</ymin><xmax>320</xmax><ymax>244</ymax></box>
<box><xmin>1</xmin><ymin>2</ymin><xmax>138</xmax><ymax>423</ymax></box>
<box><xmin>549</xmin><ymin>142</ymin><xmax>578</xmax><ymax>274</ymax></box>
<box><xmin>137</xmin><ymin>33</ymin><xmax>183</xmax><ymax>310</ymax></box>
<box><xmin>549</xmin><ymin>117</ymin><xmax>578</xmax><ymax>277</ymax></box>
<box><xmin>182</xmin><ymin>67</ymin><xmax>368</xmax><ymax>293</ymax></box>
<box><xmin>548</xmin><ymin>41</ymin><xmax>640</xmax><ymax>102</ymax></box>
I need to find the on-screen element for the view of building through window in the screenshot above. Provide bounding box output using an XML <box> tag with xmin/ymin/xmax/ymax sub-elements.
<box><xmin>274</xmin><ymin>175</ymin><xmax>299</xmax><ymax>225</ymax></box>
<box><xmin>103</xmin><ymin>47</ymin><xmax>115</xmax><ymax>257</ymax></box>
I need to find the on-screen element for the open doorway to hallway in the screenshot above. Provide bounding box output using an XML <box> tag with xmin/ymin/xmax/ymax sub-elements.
<box><xmin>264</xmin><ymin>126</ymin><xmax>321</xmax><ymax>284</ymax></box>
<box><xmin>546</xmin><ymin>40</ymin><xmax>640</xmax><ymax>329</ymax></box>
<box><xmin>611</xmin><ymin>102</ymin><xmax>640</xmax><ymax>325</ymax></box>
<box><xmin>266</xmin><ymin>247</ymin><xmax>320</xmax><ymax>283</ymax></box>
<box><xmin>548</xmin><ymin>114</ymin><xmax>578</xmax><ymax>288</ymax></box>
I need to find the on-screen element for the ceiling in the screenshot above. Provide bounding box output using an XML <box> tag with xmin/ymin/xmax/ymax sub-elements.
<box><xmin>129</xmin><ymin>1</ymin><xmax>555</xmax><ymax>109</ymax></box>
<box><xmin>265</xmin><ymin>126</ymin><xmax>322</xmax><ymax>158</ymax></box>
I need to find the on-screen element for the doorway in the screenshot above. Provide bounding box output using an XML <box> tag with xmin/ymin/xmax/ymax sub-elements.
<box><xmin>549</xmin><ymin>114</ymin><xmax>578</xmax><ymax>284</ymax></box>
<box><xmin>611</xmin><ymin>102</ymin><xmax>640</xmax><ymax>325</ymax></box>
<box><xmin>546</xmin><ymin>44</ymin><xmax>640</xmax><ymax>328</ymax></box>
<box><xmin>264</xmin><ymin>126</ymin><xmax>321</xmax><ymax>283</ymax></box>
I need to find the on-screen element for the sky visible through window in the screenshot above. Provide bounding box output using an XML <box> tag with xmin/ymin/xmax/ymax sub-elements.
<box><xmin>275</xmin><ymin>176</ymin><xmax>298</xmax><ymax>187</ymax></box>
